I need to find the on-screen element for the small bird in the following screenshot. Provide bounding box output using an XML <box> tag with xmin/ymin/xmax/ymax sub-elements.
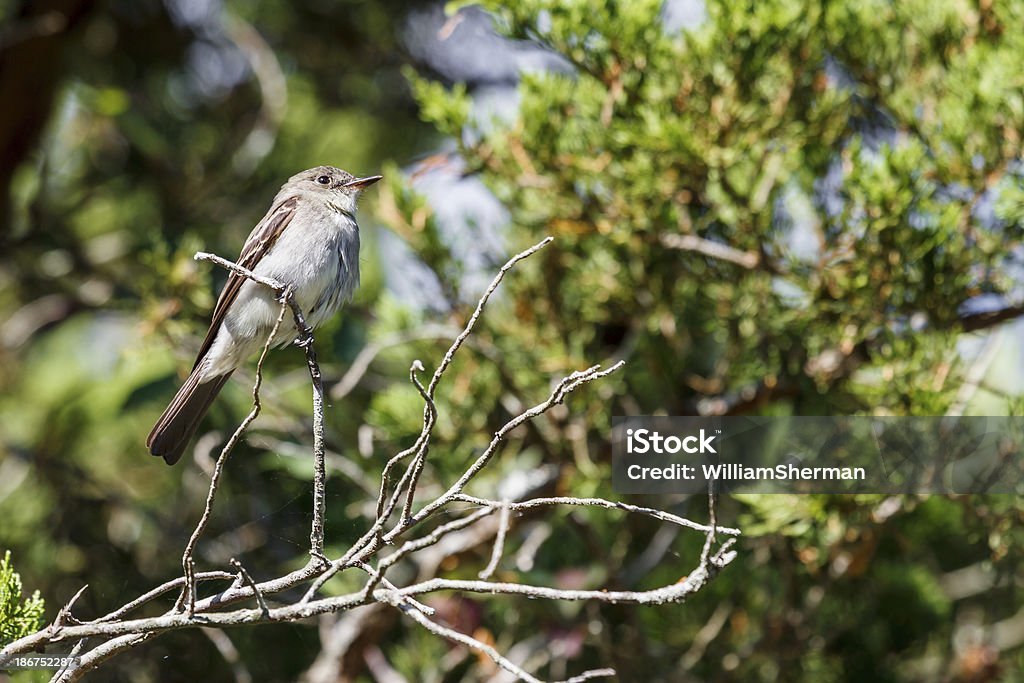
<box><xmin>148</xmin><ymin>166</ymin><xmax>381</xmax><ymax>465</ymax></box>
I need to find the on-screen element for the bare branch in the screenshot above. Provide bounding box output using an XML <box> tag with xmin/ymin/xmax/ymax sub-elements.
<box><xmin>291</xmin><ymin>291</ymin><xmax>329</xmax><ymax>566</ymax></box>
<box><xmin>427</xmin><ymin>237</ymin><xmax>553</xmax><ymax>396</ymax></box>
<box><xmin>0</xmin><ymin>238</ymin><xmax>739</xmax><ymax>683</ymax></box>
<box><xmin>390</xmin><ymin>596</ymin><xmax>615</xmax><ymax>683</ymax></box>
<box><xmin>330</xmin><ymin>324</ymin><xmax>461</xmax><ymax>400</ymax></box>
<box><xmin>230</xmin><ymin>559</ymin><xmax>269</xmax><ymax>617</ymax></box>
<box><xmin>191</xmin><ymin>252</ymin><xmax>330</xmax><ymax>564</ymax></box>
<box><xmin>202</xmin><ymin>628</ymin><xmax>253</xmax><ymax>683</ymax></box>
<box><xmin>55</xmin><ymin>584</ymin><xmax>89</xmax><ymax>627</ymax></box>
<box><xmin>699</xmin><ymin>489</ymin><xmax>719</xmax><ymax>568</ymax></box>
<box><xmin>92</xmin><ymin>572</ymin><xmax>234</xmax><ymax>623</ymax></box>
<box><xmin>387</xmin><ymin>362</ymin><xmax>626</xmax><ymax>541</ymax></box>
<box><xmin>375</xmin><ymin>360</ymin><xmax>435</xmax><ymax>521</ymax></box>
<box><xmin>453</xmin><ymin>494</ymin><xmax>741</xmax><ymax>536</ymax></box>
<box><xmin>194</xmin><ymin>252</ymin><xmax>286</xmax><ymax>291</ymax></box>
<box><xmin>479</xmin><ymin>502</ymin><xmax>511</xmax><ymax>580</ymax></box>
<box><xmin>376</xmin><ymin>237</ymin><xmax>553</xmax><ymax>526</ymax></box>
<box><xmin>660</xmin><ymin>233</ymin><xmax>760</xmax><ymax>269</ymax></box>
<box><xmin>176</xmin><ymin>283</ymin><xmax>293</xmax><ymax>615</ymax></box>
<box><xmin>394</xmin><ymin>558</ymin><xmax>733</xmax><ymax>606</ymax></box>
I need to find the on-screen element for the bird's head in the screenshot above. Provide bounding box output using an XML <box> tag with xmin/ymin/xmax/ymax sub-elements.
<box><xmin>287</xmin><ymin>165</ymin><xmax>382</xmax><ymax>215</ymax></box>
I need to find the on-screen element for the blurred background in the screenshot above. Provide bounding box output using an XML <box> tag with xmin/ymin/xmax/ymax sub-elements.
<box><xmin>1</xmin><ymin>0</ymin><xmax>1024</xmax><ymax>681</ymax></box>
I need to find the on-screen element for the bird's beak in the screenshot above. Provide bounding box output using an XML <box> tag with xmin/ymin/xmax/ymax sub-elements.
<box><xmin>343</xmin><ymin>175</ymin><xmax>383</xmax><ymax>189</ymax></box>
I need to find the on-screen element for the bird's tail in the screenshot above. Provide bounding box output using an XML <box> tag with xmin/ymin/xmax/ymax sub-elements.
<box><xmin>147</xmin><ymin>369</ymin><xmax>233</xmax><ymax>465</ymax></box>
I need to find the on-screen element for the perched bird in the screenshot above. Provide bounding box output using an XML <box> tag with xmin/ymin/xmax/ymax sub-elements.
<box><xmin>148</xmin><ymin>166</ymin><xmax>381</xmax><ymax>465</ymax></box>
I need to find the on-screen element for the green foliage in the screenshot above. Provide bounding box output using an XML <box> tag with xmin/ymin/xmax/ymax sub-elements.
<box><xmin>385</xmin><ymin>1</ymin><xmax>1024</xmax><ymax>680</ymax></box>
<box><xmin>408</xmin><ymin>0</ymin><xmax>1024</xmax><ymax>424</ymax></box>
<box><xmin>0</xmin><ymin>551</ymin><xmax>44</xmax><ymax>647</ymax></box>
<box><xmin>406</xmin><ymin>68</ymin><xmax>471</xmax><ymax>135</ymax></box>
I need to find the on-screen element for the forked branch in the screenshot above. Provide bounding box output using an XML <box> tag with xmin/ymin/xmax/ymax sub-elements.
<box><xmin>0</xmin><ymin>238</ymin><xmax>739</xmax><ymax>683</ymax></box>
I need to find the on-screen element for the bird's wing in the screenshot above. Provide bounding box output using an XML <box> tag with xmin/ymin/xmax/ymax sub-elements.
<box><xmin>192</xmin><ymin>195</ymin><xmax>300</xmax><ymax>370</ymax></box>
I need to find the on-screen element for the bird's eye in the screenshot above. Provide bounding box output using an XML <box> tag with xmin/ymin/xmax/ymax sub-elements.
<box><xmin>316</xmin><ymin>175</ymin><xmax>331</xmax><ymax>185</ymax></box>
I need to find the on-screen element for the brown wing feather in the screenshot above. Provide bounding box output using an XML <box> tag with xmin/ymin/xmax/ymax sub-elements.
<box><xmin>191</xmin><ymin>195</ymin><xmax>299</xmax><ymax>370</ymax></box>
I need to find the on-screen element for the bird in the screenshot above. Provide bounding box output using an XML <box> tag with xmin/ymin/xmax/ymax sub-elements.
<box><xmin>147</xmin><ymin>166</ymin><xmax>381</xmax><ymax>465</ymax></box>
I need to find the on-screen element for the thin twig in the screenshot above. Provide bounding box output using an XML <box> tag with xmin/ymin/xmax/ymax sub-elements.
<box><xmin>52</xmin><ymin>633</ymin><xmax>155</xmax><ymax>683</ymax></box>
<box><xmin>91</xmin><ymin>572</ymin><xmax>234</xmax><ymax>623</ymax></box>
<box><xmin>391</xmin><ymin>597</ymin><xmax>613</xmax><ymax>683</ymax></box>
<box><xmin>354</xmin><ymin>562</ymin><xmax>434</xmax><ymax>615</ymax></box>
<box><xmin>379</xmin><ymin>508</ymin><xmax>497</xmax><ymax>574</ymax></box>
<box><xmin>289</xmin><ymin>291</ymin><xmax>329</xmax><ymax>565</ymax></box>
<box><xmin>700</xmin><ymin>488</ymin><xmax>719</xmax><ymax>568</ymax></box>
<box><xmin>300</xmin><ymin>495</ymin><xmax>495</xmax><ymax>606</ymax></box>
<box><xmin>427</xmin><ymin>237</ymin><xmax>553</xmax><ymax>396</ymax></box>
<box><xmin>55</xmin><ymin>585</ymin><xmax>89</xmax><ymax>627</ymax></box>
<box><xmin>386</xmin><ymin>362</ymin><xmax>625</xmax><ymax>541</ymax></box>
<box><xmin>660</xmin><ymin>233</ymin><xmax>760</xmax><ymax>269</ymax></box>
<box><xmin>375</xmin><ymin>237</ymin><xmax>553</xmax><ymax>528</ymax></box>
<box><xmin>230</xmin><ymin>558</ymin><xmax>269</xmax><ymax>617</ymax></box>
<box><xmin>176</xmin><ymin>284</ymin><xmax>292</xmax><ymax>615</ymax></box>
<box><xmin>398</xmin><ymin>601</ymin><xmax>547</xmax><ymax>683</ymax></box>
<box><xmin>400</xmin><ymin>361</ymin><xmax>433</xmax><ymax>525</ymax></box>
<box><xmin>375</xmin><ymin>360</ymin><xmax>435</xmax><ymax>521</ymax></box>
<box><xmin>330</xmin><ymin>324</ymin><xmax>461</xmax><ymax>400</ymax></box>
<box><xmin>194</xmin><ymin>252</ymin><xmax>286</xmax><ymax>290</ymax></box>
<box><xmin>479</xmin><ymin>502</ymin><xmax>511</xmax><ymax>580</ymax></box>
<box><xmin>395</xmin><ymin>566</ymin><xmax>721</xmax><ymax>605</ymax></box>
<box><xmin>453</xmin><ymin>494</ymin><xmax>741</xmax><ymax>536</ymax></box>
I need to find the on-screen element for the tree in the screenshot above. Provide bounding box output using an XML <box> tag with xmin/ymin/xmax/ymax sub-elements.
<box><xmin>386</xmin><ymin>0</ymin><xmax>1024</xmax><ymax>679</ymax></box>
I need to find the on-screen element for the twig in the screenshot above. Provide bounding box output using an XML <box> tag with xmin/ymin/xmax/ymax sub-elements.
<box><xmin>176</xmin><ymin>283</ymin><xmax>292</xmax><ymax>615</ymax></box>
<box><xmin>202</xmin><ymin>628</ymin><xmax>253</xmax><ymax>683</ymax></box>
<box><xmin>290</xmin><ymin>294</ymin><xmax>329</xmax><ymax>565</ymax></box>
<box><xmin>390</xmin><ymin>597</ymin><xmax>614</xmax><ymax>683</ymax></box>
<box><xmin>305</xmin><ymin>433</ymin><xmax>436</xmax><ymax>602</ymax></box>
<box><xmin>660</xmin><ymin>233</ymin><xmax>760</xmax><ymax>269</ymax></box>
<box><xmin>55</xmin><ymin>585</ymin><xmax>89</xmax><ymax>627</ymax></box>
<box><xmin>54</xmin><ymin>637</ymin><xmax>87</xmax><ymax>681</ymax></box>
<box><xmin>301</xmin><ymin>507</ymin><xmax>495</xmax><ymax>605</ymax></box>
<box><xmin>700</xmin><ymin>489</ymin><xmax>719</xmax><ymax>568</ymax></box>
<box><xmin>330</xmin><ymin>324</ymin><xmax>461</xmax><ymax>400</ymax></box>
<box><xmin>354</xmin><ymin>562</ymin><xmax>434</xmax><ymax>616</ymax></box>
<box><xmin>453</xmin><ymin>494</ymin><xmax>741</xmax><ymax>536</ymax></box>
<box><xmin>479</xmin><ymin>502</ymin><xmax>511</xmax><ymax>580</ymax></box>
<box><xmin>400</xmin><ymin>361</ymin><xmax>433</xmax><ymax>525</ymax></box>
<box><xmin>378</xmin><ymin>508</ymin><xmax>497</xmax><ymax>574</ymax></box>
<box><xmin>52</xmin><ymin>633</ymin><xmax>155</xmax><ymax>683</ymax></box>
<box><xmin>92</xmin><ymin>572</ymin><xmax>234</xmax><ymax>623</ymax></box>
<box><xmin>194</xmin><ymin>252</ymin><xmax>285</xmax><ymax>291</ymax></box>
<box><xmin>375</xmin><ymin>237</ymin><xmax>553</xmax><ymax>528</ymax></box>
<box><xmin>375</xmin><ymin>360</ymin><xmax>435</xmax><ymax>521</ymax></box>
<box><xmin>429</xmin><ymin>237</ymin><xmax>553</xmax><ymax>396</ymax></box>
<box><xmin>394</xmin><ymin>562</ymin><xmax>729</xmax><ymax>605</ymax></box>
<box><xmin>387</xmin><ymin>362</ymin><xmax>625</xmax><ymax>541</ymax></box>
<box><xmin>230</xmin><ymin>559</ymin><xmax>269</xmax><ymax>617</ymax></box>
<box><xmin>556</xmin><ymin>670</ymin><xmax>618</xmax><ymax>683</ymax></box>
<box><xmin>397</xmin><ymin>601</ymin><xmax>548</xmax><ymax>683</ymax></box>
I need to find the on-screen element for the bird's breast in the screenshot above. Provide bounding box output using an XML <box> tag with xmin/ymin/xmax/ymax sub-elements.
<box><xmin>257</xmin><ymin>208</ymin><xmax>360</xmax><ymax>329</ymax></box>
